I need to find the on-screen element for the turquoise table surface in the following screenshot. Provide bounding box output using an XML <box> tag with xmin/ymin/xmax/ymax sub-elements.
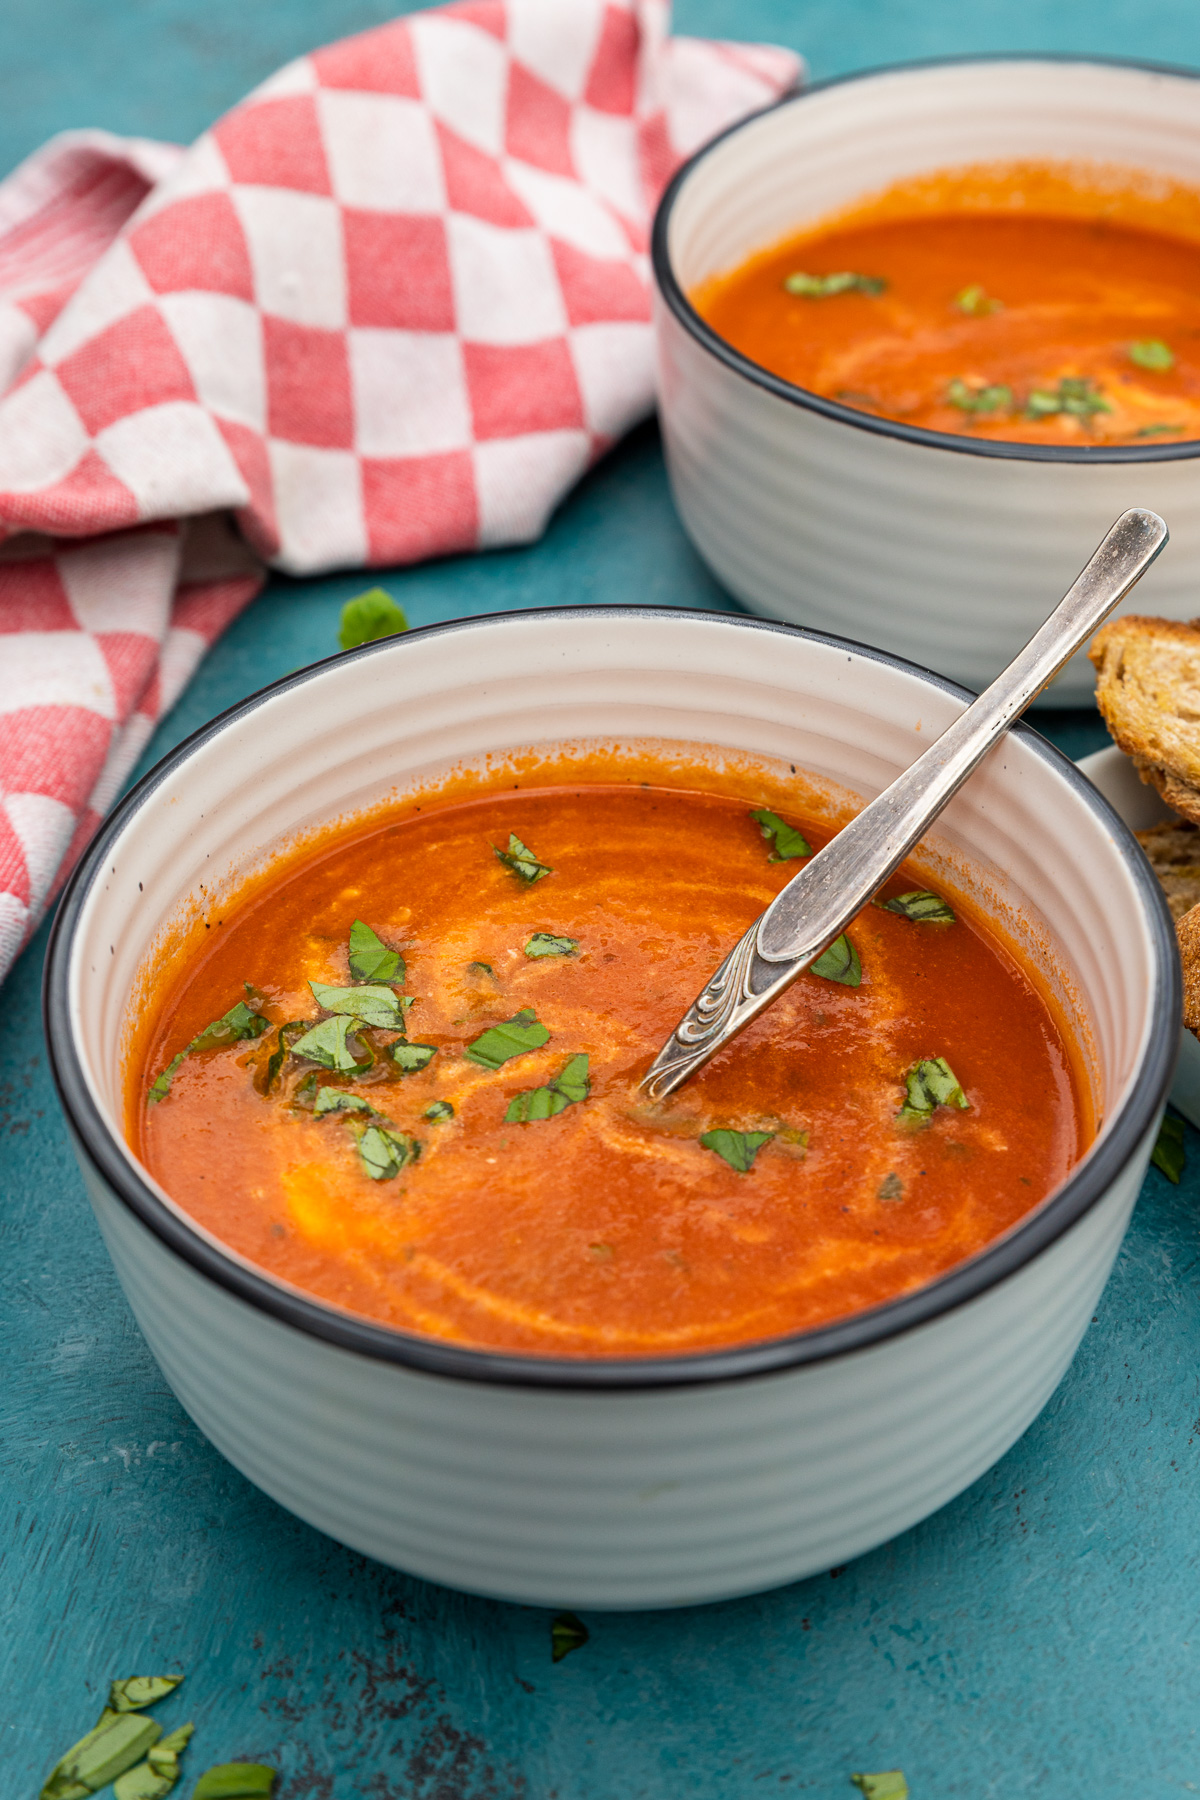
<box><xmin>4</xmin><ymin>0</ymin><xmax>1200</xmax><ymax>1793</ymax></box>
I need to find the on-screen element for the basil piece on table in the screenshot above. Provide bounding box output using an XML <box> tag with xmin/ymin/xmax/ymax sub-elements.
<box><xmin>41</xmin><ymin>1713</ymin><xmax>163</xmax><ymax>1800</ymax></box>
<box><xmin>946</xmin><ymin>377</ymin><xmax>1012</xmax><ymax>415</ymax></box>
<box><xmin>338</xmin><ymin>586</ymin><xmax>408</xmax><ymax>651</ymax></box>
<box><xmin>291</xmin><ymin>1014</ymin><xmax>369</xmax><ymax>1073</ymax></box>
<box><xmin>191</xmin><ymin>1768</ymin><xmax>277</xmax><ymax>1800</ymax></box>
<box><xmin>107</xmin><ymin>1678</ymin><xmax>184</xmax><ymax>1714</ymax></box>
<box><xmin>749</xmin><ymin>808</ymin><xmax>811</xmax><ymax>862</ymax></box>
<box><xmin>897</xmin><ymin>1056</ymin><xmax>969</xmax><ymax>1125</ymax></box>
<box><xmin>524</xmin><ymin>933</ymin><xmax>578</xmax><ymax>958</ymax></box>
<box><xmin>114</xmin><ymin>1722</ymin><xmax>194</xmax><ymax>1800</ymax></box>
<box><xmin>425</xmin><ymin>1100</ymin><xmax>455</xmax><ymax>1122</ymax></box>
<box><xmin>347</xmin><ymin>919</ymin><xmax>405</xmax><ymax>985</ymax></box>
<box><xmin>700</xmin><ymin>1128</ymin><xmax>774</xmax><ymax>1172</ymax></box>
<box><xmin>810</xmin><ymin>934</ymin><xmax>862</xmax><ymax>987</ymax></box>
<box><xmin>493</xmin><ymin>833</ymin><xmax>552</xmax><ymax>882</ymax></box>
<box><xmin>309</xmin><ymin>980</ymin><xmax>406</xmax><ymax>1030</ymax></box>
<box><xmin>876</xmin><ymin>889</ymin><xmax>955</xmax><ymax>924</ymax></box>
<box><xmin>313</xmin><ymin>1087</ymin><xmax>377</xmax><ymax>1118</ymax></box>
<box><xmin>551</xmin><ymin>1611</ymin><xmax>589</xmax><ymax>1663</ymax></box>
<box><xmin>1130</xmin><ymin>338</ymin><xmax>1174</xmax><ymax>372</ymax></box>
<box><xmin>149</xmin><ymin>999</ymin><xmax>270</xmax><ymax>1103</ymax></box>
<box><xmin>954</xmin><ymin>284</ymin><xmax>1001</xmax><ymax>315</ymax></box>
<box><xmin>506</xmin><ymin>1053</ymin><xmax>590</xmax><ymax>1123</ymax></box>
<box><xmin>393</xmin><ymin>1042</ymin><xmax>437</xmax><ymax>1073</ymax></box>
<box><xmin>464</xmin><ymin>1008</ymin><xmax>550</xmax><ymax>1069</ymax></box>
<box><xmin>1152</xmin><ymin>1112</ymin><xmax>1186</xmax><ymax>1183</ymax></box>
<box><xmin>850</xmin><ymin>1774</ymin><xmax>908</xmax><ymax>1800</ymax></box>
<box><xmin>783</xmin><ymin>270</ymin><xmax>886</xmax><ymax>297</ymax></box>
<box><xmin>357</xmin><ymin>1124</ymin><xmax>419</xmax><ymax>1181</ymax></box>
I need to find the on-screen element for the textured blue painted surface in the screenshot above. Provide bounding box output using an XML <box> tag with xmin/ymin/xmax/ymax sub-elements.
<box><xmin>3</xmin><ymin>0</ymin><xmax>1200</xmax><ymax>1792</ymax></box>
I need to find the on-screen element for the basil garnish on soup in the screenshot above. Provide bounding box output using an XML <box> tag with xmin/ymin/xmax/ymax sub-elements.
<box><xmin>954</xmin><ymin>284</ymin><xmax>1001</xmax><ymax>315</ymax></box>
<box><xmin>493</xmin><ymin>833</ymin><xmax>552</xmax><ymax>882</ymax></box>
<box><xmin>876</xmin><ymin>889</ymin><xmax>955</xmax><ymax>924</ymax></box>
<box><xmin>700</xmin><ymin>1128</ymin><xmax>774</xmax><ymax>1172</ymax></box>
<box><xmin>393</xmin><ymin>1041</ymin><xmax>437</xmax><ymax>1073</ymax></box>
<box><xmin>1130</xmin><ymin>338</ymin><xmax>1174</xmax><ymax>372</ymax></box>
<box><xmin>313</xmin><ymin>1086</ymin><xmax>378</xmax><ymax>1118</ymax></box>
<box><xmin>291</xmin><ymin>1013</ymin><xmax>370</xmax><ymax>1073</ymax></box>
<box><xmin>946</xmin><ymin>378</ymin><xmax>1012</xmax><ymax>416</ymax></box>
<box><xmin>148</xmin><ymin>996</ymin><xmax>270</xmax><ymax>1103</ymax></box>
<box><xmin>464</xmin><ymin>1008</ymin><xmax>550</xmax><ymax>1068</ymax></box>
<box><xmin>1025</xmin><ymin>377</ymin><xmax>1111</xmax><ymax>422</ymax></box>
<box><xmin>357</xmin><ymin>1123</ymin><xmax>419</xmax><ymax>1181</ymax></box>
<box><xmin>783</xmin><ymin>270</ymin><xmax>886</xmax><ymax>298</ymax></box>
<box><xmin>750</xmin><ymin>808</ymin><xmax>811</xmax><ymax>861</ymax></box>
<box><xmin>506</xmin><ymin>1053</ymin><xmax>589</xmax><ymax>1122</ymax></box>
<box><xmin>347</xmin><ymin>919</ymin><xmax>405</xmax><ymax>984</ymax></box>
<box><xmin>897</xmin><ymin>1056</ymin><xmax>969</xmax><ymax>1125</ymax></box>
<box><xmin>524</xmin><ymin>932</ymin><xmax>577</xmax><ymax>957</ymax></box>
<box><xmin>810</xmin><ymin>934</ymin><xmax>862</xmax><ymax>987</ymax></box>
<box><xmin>425</xmin><ymin>1100</ymin><xmax>455</xmax><ymax>1122</ymax></box>
<box><xmin>308</xmin><ymin>980</ymin><xmax>407</xmax><ymax>1031</ymax></box>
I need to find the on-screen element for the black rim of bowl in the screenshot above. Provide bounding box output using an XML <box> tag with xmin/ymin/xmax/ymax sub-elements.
<box><xmin>652</xmin><ymin>51</ymin><xmax>1200</xmax><ymax>466</ymax></box>
<box><xmin>43</xmin><ymin>606</ymin><xmax>1181</xmax><ymax>1391</ymax></box>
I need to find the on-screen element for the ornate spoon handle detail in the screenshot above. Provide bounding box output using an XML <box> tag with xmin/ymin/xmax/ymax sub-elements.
<box><xmin>640</xmin><ymin>508</ymin><xmax>1168</xmax><ymax>1103</ymax></box>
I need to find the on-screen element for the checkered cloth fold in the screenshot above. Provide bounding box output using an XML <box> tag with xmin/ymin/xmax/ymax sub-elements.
<box><xmin>0</xmin><ymin>0</ymin><xmax>800</xmax><ymax>981</ymax></box>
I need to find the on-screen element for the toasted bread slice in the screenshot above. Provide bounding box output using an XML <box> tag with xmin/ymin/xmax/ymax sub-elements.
<box><xmin>1178</xmin><ymin>902</ymin><xmax>1200</xmax><ymax>1034</ymax></box>
<box><xmin>1090</xmin><ymin>616</ymin><xmax>1200</xmax><ymax>824</ymax></box>
<box><xmin>1136</xmin><ymin>819</ymin><xmax>1200</xmax><ymax>920</ymax></box>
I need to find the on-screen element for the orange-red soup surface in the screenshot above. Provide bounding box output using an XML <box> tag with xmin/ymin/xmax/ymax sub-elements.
<box><xmin>693</xmin><ymin>161</ymin><xmax>1200</xmax><ymax>445</ymax></box>
<box><xmin>129</xmin><ymin>760</ymin><xmax>1088</xmax><ymax>1357</ymax></box>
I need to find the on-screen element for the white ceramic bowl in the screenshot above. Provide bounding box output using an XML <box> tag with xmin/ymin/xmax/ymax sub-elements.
<box><xmin>45</xmin><ymin>610</ymin><xmax>1177</xmax><ymax>1608</ymax></box>
<box><xmin>653</xmin><ymin>56</ymin><xmax>1200</xmax><ymax>704</ymax></box>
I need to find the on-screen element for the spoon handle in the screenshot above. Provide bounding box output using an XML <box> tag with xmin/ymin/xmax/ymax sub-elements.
<box><xmin>640</xmin><ymin>507</ymin><xmax>1168</xmax><ymax>1103</ymax></box>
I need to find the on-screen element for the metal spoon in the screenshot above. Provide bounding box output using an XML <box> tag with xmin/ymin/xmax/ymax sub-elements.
<box><xmin>639</xmin><ymin>507</ymin><xmax>1168</xmax><ymax>1103</ymax></box>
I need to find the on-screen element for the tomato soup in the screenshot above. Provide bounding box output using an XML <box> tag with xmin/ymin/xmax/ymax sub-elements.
<box><xmin>693</xmin><ymin>161</ymin><xmax>1200</xmax><ymax>445</ymax></box>
<box><xmin>128</xmin><ymin>755</ymin><xmax>1087</xmax><ymax>1357</ymax></box>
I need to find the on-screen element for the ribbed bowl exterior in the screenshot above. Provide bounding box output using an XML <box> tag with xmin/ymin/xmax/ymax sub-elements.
<box><xmin>655</xmin><ymin>59</ymin><xmax>1200</xmax><ymax>703</ymax></box>
<box><xmin>80</xmin><ymin>1133</ymin><xmax>1144</xmax><ymax>1609</ymax></box>
<box><xmin>48</xmin><ymin>609</ymin><xmax>1177</xmax><ymax>1607</ymax></box>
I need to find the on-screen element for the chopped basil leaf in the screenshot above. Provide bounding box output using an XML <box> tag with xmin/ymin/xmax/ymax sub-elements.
<box><xmin>810</xmin><ymin>934</ymin><xmax>862</xmax><ymax>986</ymax></box>
<box><xmin>1135</xmin><ymin>421</ymin><xmax>1185</xmax><ymax>437</ymax></box>
<box><xmin>493</xmin><ymin>833</ymin><xmax>552</xmax><ymax>882</ymax></box>
<box><xmin>1152</xmin><ymin>1111</ymin><xmax>1186</xmax><ymax>1183</ymax></box>
<box><xmin>313</xmin><ymin>1086</ymin><xmax>377</xmax><ymax>1118</ymax></box>
<box><xmin>947</xmin><ymin>377</ymin><xmax>1012</xmax><ymax>415</ymax></box>
<box><xmin>108</xmin><ymin>1678</ymin><xmax>183</xmax><ymax>1714</ymax></box>
<box><xmin>191</xmin><ymin>1768</ymin><xmax>277</xmax><ymax>1800</ymax></box>
<box><xmin>850</xmin><ymin>1774</ymin><xmax>908</xmax><ymax>1800</ymax></box>
<box><xmin>506</xmin><ymin>1053</ymin><xmax>590</xmax><ymax>1123</ymax></box>
<box><xmin>750</xmin><ymin>808</ymin><xmax>811</xmax><ymax>861</ymax></box>
<box><xmin>876</xmin><ymin>1172</ymin><xmax>904</xmax><ymax>1201</ymax></box>
<box><xmin>425</xmin><ymin>1100</ymin><xmax>455</xmax><ymax>1121</ymax></box>
<box><xmin>347</xmin><ymin>919</ymin><xmax>405</xmax><ymax>985</ymax></box>
<box><xmin>309</xmin><ymin>980</ymin><xmax>406</xmax><ymax>1030</ymax></box>
<box><xmin>954</xmin><ymin>284</ymin><xmax>1001</xmax><ymax>315</ymax></box>
<box><xmin>41</xmin><ymin>1713</ymin><xmax>162</xmax><ymax>1800</ymax></box>
<box><xmin>1026</xmin><ymin>377</ymin><xmax>1111</xmax><ymax>421</ymax></box>
<box><xmin>897</xmin><ymin>1055</ymin><xmax>969</xmax><ymax>1125</ymax></box>
<box><xmin>783</xmin><ymin>270</ymin><xmax>886</xmax><ymax>297</ymax></box>
<box><xmin>525</xmin><ymin>932</ymin><xmax>578</xmax><ymax>958</ymax></box>
<box><xmin>114</xmin><ymin>1723</ymin><xmax>194</xmax><ymax>1800</ymax></box>
<box><xmin>338</xmin><ymin>586</ymin><xmax>408</xmax><ymax>651</ymax></box>
<box><xmin>393</xmin><ymin>1041</ymin><xmax>437</xmax><ymax>1073</ymax></box>
<box><xmin>876</xmin><ymin>889</ymin><xmax>955</xmax><ymax>923</ymax></box>
<box><xmin>1130</xmin><ymin>338</ymin><xmax>1174</xmax><ymax>372</ymax></box>
<box><xmin>291</xmin><ymin>1013</ymin><xmax>368</xmax><ymax>1073</ymax></box>
<box><xmin>255</xmin><ymin>1020</ymin><xmax>308</xmax><ymax>1094</ymax></box>
<box><xmin>357</xmin><ymin>1123</ymin><xmax>419</xmax><ymax>1181</ymax></box>
<box><xmin>148</xmin><ymin>999</ymin><xmax>270</xmax><ymax>1103</ymax></box>
<box><xmin>700</xmin><ymin>1128</ymin><xmax>774</xmax><ymax>1172</ymax></box>
<box><xmin>464</xmin><ymin>1008</ymin><xmax>550</xmax><ymax>1069</ymax></box>
<box><xmin>551</xmin><ymin>1611</ymin><xmax>589</xmax><ymax>1663</ymax></box>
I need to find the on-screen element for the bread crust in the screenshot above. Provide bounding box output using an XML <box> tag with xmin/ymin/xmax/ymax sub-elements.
<box><xmin>1136</xmin><ymin>819</ymin><xmax>1200</xmax><ymax>920</ymax></box>
<box><xmin>1178</xmin><ymin>902</ymin><xmax>1200</xmax><ymax>1035</ymax></box>
<box><xmin>1090</xmin><ymin>615</ymin><xmax>1200</xmax><ymax>824</ymax></box>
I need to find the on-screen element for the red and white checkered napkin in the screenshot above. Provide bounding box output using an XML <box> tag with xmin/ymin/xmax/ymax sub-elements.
<box><xmin>0</xmin><ymin>0</ymin><xmax>800</xmax><ymax>982</ymax></box>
